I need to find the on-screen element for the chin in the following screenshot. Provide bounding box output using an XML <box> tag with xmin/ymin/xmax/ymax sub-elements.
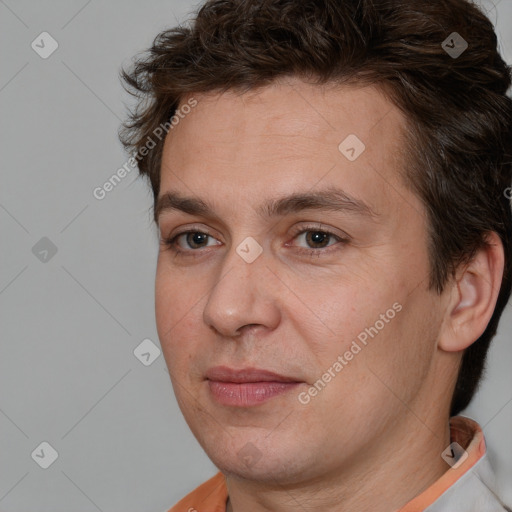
<box><xmin>201</xmin><ymin>434</ymin><xmax>316</xmax><ymax>485</ymax></box>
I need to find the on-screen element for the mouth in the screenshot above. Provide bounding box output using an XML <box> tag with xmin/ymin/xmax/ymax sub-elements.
<box><xmin>205</xmin><ymin>366</ymin><xmax>303</xmax><ymax>407</ymax></box>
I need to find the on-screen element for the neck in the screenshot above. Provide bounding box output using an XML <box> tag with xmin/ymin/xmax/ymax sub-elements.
<box><xmin>225</xmin><ymin>414</ymin><xmax>451</xmax><ymax>512</ymax></box>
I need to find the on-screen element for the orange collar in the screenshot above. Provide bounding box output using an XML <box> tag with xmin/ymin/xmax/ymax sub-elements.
<box><xmin>398</xmin><ymin>416</ymin><xmax>485</xmax><ymax>511</ymax></box>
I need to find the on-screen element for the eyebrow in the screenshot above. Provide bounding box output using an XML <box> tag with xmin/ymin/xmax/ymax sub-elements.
<box><xmin>154</xmin><ymin>187</ymin><xmax>379</xmax><ymax>224</ymax></box>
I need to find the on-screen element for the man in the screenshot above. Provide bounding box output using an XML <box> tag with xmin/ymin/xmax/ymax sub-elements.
<box><xmin>120</xmin><ymin>0</ymin><xmax>512</xmax><ymax>510</ymax></box>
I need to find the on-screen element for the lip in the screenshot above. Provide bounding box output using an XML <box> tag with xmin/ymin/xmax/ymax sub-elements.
<box><xmin>206</xmin><ymin>366</ymin><xmax>302</xmax><ymax>407</ymax></box>
<box><xmin>206</xmin><ymin>366</ymin><xmax>299</xmax><ymax>383</ymax></box>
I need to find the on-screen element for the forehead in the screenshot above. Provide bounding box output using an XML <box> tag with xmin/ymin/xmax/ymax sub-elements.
<box><xmin>159</xmin><ymin>79</ymin><xmax>415</xmax><ymax>220</ymax></box>
<box><xmin>169</xmin><ymin>80</ymin><xmax>403</xmax><ymax>152</ymax></box>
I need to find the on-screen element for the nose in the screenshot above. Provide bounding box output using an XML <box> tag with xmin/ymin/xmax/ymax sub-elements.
<box><xmin>202</xmin><ymin>245</ymin><xmax>281</xmax><ymax>338</ymax></box>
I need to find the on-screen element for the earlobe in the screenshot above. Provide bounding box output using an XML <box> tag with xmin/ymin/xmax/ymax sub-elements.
<box><xmin>439</xmin><ymin>232</ymin><xmax>504</xmax><ymax>353</ymax></box>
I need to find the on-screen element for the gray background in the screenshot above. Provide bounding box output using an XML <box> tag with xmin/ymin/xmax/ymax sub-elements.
<box><xmin>0</xmin><ymin>0</ymin><xmax>511</xmax><ymax>510</ymax></box>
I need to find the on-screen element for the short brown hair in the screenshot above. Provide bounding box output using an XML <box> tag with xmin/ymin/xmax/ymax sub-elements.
<box><xmin>120</xmin><ymin>0</ymin><xmax>512</xmax><ymax>416</ymax></box>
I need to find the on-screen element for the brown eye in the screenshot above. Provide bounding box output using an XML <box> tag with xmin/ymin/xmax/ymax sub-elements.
<box><xmin>295</xmin><ymin>230</ymin><xmax>338</xmax><ymax>249</ymax></box>
<box><xmin>185</xmin><ymin>232</ymin><xmax>210</xmax><ymax>249</ymax></box>
<box><xmin>305</xmin><ymin>231</ymin><xmax>331</xmax><ymax>248</ymax></box>
<box><xmin>288</xmin><ymin>226</ymin><xmax>349</xmax><ymax>257</ymax></box>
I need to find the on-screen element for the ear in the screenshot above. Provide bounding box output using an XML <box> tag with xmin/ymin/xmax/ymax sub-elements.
<box><xmin>439</xmin><ymin>231</ymin><xmax>505</xmax><ymax>352</ymax></box>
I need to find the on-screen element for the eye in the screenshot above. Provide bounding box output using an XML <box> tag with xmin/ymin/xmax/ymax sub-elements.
<box><xmin>178</xmin><ymin>232</ymin><xmax>216</xmax><ymax>249</ymax></box>
<box><xmin>287</xmin><ymin>225</ymin><xmax>349</xmax><ymax>256</ymax></box>
<box><xmin>295</xmin><ymin>230</ymin><xmax>339</xmax><ymax>249</ymax></box>
<box><xmin>161</xmin><ymin>230</ymin><xmax>221</xmax><ymax>253</ymax></box>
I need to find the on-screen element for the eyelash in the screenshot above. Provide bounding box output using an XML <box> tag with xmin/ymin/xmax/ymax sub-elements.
<box><xmin>160</xmin><ymin>225</ymin><xmax>349</xmax><ymax>258</ymax></box>
<box><xmin>287</xmin><ymin>225</ymin><xmax>348</xmax><ymax>257</ymax></box>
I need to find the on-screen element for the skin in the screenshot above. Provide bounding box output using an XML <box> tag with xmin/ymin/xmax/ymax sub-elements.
<box><xmin>154</xmin><ymin>78</ymin><xmax>504</xmax><ymax>512</ymax></box>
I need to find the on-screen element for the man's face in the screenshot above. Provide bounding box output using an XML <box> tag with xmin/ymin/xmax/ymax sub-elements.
<box><xmin>155</xmin><ymin>79</ymin><xmax>448</xmax><ymax>484</ymax></box>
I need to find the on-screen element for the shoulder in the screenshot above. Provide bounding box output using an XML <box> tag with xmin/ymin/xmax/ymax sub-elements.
<box><xmin>167</xmin><ymin>472</ymin><xmax>228</xmax><ymax>512</ymax></box>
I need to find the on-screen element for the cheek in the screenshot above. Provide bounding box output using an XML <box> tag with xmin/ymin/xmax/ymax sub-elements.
<box><xmin>155</xmin><ymin>261</ymin><xmax>205</xmax><ymax>371</ymax></box>
<box><xmin>297</xmin><ymin>269</ymin><xmax>433</xmax><ymax>390</ymax></box>
<box><xmin>288</xmin><ymin>271</ymin><xmax>398</xmax><ymax>357</ymax></box>
<box><xmin>305</xmin><ymin>299</ymin><xmax>437</xmax><ymax>441</ymax></box>
<box><xmin>155</xmin><ymin>257</ymin><xmax>202</xmax><ymax>332</ymax></box>
<box><xmin>345</xmin><ymin>287</ymin><xmax>440</xmax><ymax>406</ymax></box>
